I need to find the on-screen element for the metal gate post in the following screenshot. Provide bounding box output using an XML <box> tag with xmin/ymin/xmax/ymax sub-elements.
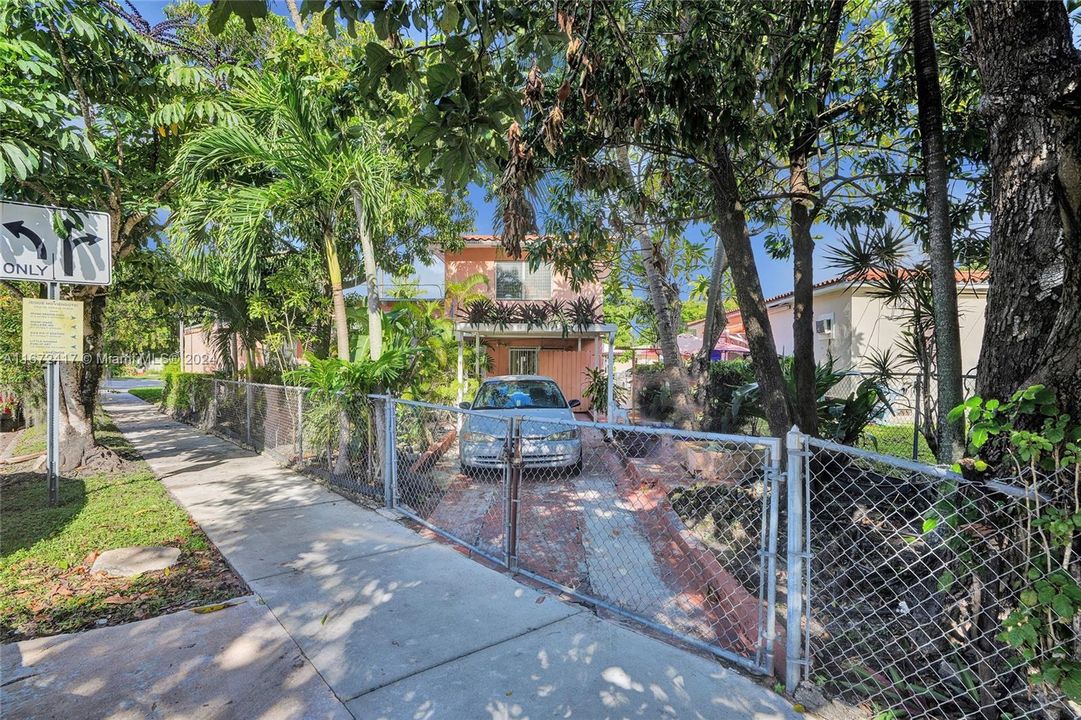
<box><xmin>785</xmin><ymin>426</ymin><xmax>806</xmax><ymax>693</ymax></box>
<box><xmin>207</xmin><ymin>379</ymin><xmax>218</xmax><ymax>430</ymax></box>
<box><xmin>505</xmin><ymin>417</ymin><xmax>522</xmax><ymax>572</ymax></box>
<box><xmin>245</xmin><ymin>382</ymin><xmax>253</xmax><ymax>446</ymax></box>
<box><xmin>296</xmin><ymin>389</ymin><xmax>304</xmax><ymax>463</ymax></box>
<box><xmin>762</xmin><ymin>437</ymin><xmax>783</xmax><ymax>676</ymax></box>
<box><xmin>383</xmin><ymin>397</ymin><xmax>397</xmax><ymax>510</ymax></box>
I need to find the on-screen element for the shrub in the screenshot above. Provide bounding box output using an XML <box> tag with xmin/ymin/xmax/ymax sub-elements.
<box><xmin>247</xmin><ymin>365</ymin><xmax>283</xmax><ymax>385</ymax></box>
<box><xmin>736</xmin><ymin>356</ymin><xmax>890</xmax><ymax>444</ymax></box>
<box><xmin>635</xmin><ymin>364</ymin><xmax>676</xmax><ymax>421</ymax></box>
<box><xmin>950</xmin><ymin>386</ymin><xmax>1081</xmax><ymax>703</ymax></box>
<box><xmin>703</xmin><ymin>359</ymin><xmax>756</xmax><ymax>433</ymax></box>
<box><xmin>161</xmin><ymin>370</ymin><xmax>211</xmax><ymax>421</ymax></box>
<box><xmin>582</xmin><ymin>367</ymin><xmax>627</xmax><ymax>415</ymax></box>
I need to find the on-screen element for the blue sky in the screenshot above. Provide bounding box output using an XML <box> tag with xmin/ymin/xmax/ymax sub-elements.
<box><xmin>136</xmin><ymin>1</ymin><xmax>840</xmax><ymax>299</ymax></box>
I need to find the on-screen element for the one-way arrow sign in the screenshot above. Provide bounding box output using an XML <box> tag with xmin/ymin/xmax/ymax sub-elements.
<box><xmin>1</xmin><ymin>200</ymin><xmax>111</xmax><ymax>286</ymax></box>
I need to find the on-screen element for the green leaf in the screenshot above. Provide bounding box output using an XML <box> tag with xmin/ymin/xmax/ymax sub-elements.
<box><xmin>364</xmin><ymin>42</ymin><xmax>394</xmax><ymax>76</ymax></box>
<box><xmin>1061</xmin><ymin>667</ymin><xmax>1081</xmax><ymax>702</ymax></box>
<box><xmin>922</xmin><ymin>517</ymin><xmax>939</xmax><ymax>533</ymax></box>
<box><xmin>1051</xmin><ymin>594</ymin><xmax>1074</xmax><ymax>619</ymax></box>
<box><xmin>439</xmin><ymin>5</ymin><xmax>460</xmax><ymax>32</ymax></box>
<box><xmin>427</xmin><ymin>63</ymin><xmax>460</xmax><ymax>99</ymax></box>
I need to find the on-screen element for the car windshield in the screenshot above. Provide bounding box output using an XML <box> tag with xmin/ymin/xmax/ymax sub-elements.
<box><xmin>473</xmin><ymin>380</ymin><xmax>567</xmax><ymax>410</ymax></box>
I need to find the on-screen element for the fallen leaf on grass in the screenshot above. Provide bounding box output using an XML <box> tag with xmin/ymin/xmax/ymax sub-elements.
<box><xmin>82</xmin><ymin>551</ymin><xmax>100</xmax><ymax>567</ymax></box>
<box><xmin>102</xmin><ymin>595</ymin><xmax>131</xmax><ymax>605</ymax></box>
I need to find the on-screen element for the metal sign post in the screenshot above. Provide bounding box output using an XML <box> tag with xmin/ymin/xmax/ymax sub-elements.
<box><xmin>46</xmin><ymin>282</ymin><xmax>61</xmax><ymax>505</ymax></box>
<box><xmin>3</xmin><ymin>200</ymin><xmax>111</xmax><ymax>507</ymax></box>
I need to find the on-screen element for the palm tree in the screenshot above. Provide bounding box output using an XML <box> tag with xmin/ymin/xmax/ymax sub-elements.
<box><xmin>444</xmin><ymin>272</ymin><xmax>490</xmax><ymax>318</ymax></box>
<box><xmin>171</xmin><ymin>71</ymin><xmax>414</xmax><ymax>364</ymax></box>
<box><xmin>183</xmin><ymin>280</ymin><xmax>265</xmax><ymax>380</ymax></box>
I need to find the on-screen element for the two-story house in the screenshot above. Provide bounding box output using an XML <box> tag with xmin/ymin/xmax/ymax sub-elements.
<box><xmin>446</xmin><ymin>235</ymin><xmax>617</xmax><ymax>414</ymax></box>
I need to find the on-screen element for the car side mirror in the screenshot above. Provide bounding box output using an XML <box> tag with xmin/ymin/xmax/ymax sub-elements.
<box><xmin>568</xmin><ymin>399</ymin><xmax>581</xmax><ymax>408</ymax></box>
<box><xmin>458</xmin><ymin>402</ymin><xmax>471</xmax><ymax>410</ymax></box>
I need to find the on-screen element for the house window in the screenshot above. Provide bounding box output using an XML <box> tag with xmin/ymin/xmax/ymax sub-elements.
<box><xmin>495</xmin><ymin>262</ymin><xmax>551</xmax><ymax>300</ymax></box>
<box><xmin>509</xmin><ymin>348</ymin><xmax>539</xmax><ymax>375</ymax></box>
<box><xmin>815</xmin><ymin>313</ymin><xmax>834</xmax><ymax>336</ymax></box>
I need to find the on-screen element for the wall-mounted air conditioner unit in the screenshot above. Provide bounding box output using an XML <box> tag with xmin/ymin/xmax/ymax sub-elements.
<box><xmin>815</xmin><ymin>316</ymin><xmax>834</xmax><ymax>336</ymax></box>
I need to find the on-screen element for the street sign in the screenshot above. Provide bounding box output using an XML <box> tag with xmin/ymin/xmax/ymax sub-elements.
<box><xmin>22</xmin><ymin>298</ymin><xmax>84</xmax><ymax>362</ymax></box>
<box><xmin>1</xmin><ymin>200</ymin><xmax>112</xmax><ymax>285</ymax></box>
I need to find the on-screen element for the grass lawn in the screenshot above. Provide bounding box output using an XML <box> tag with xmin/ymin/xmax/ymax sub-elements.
<box><xmin>0</xmin><ymin>414</ymin><xmax>245</xmax><ymax>642</ymax></box>
<box><xmin>128</xmin><ymin>386</ymin><xmax>163</xmax><ymax>405</ymax></box>
<box><xmin>10</xmin><ymin>423</ymin><xmax>46</xmax><ymax>457</ymax></box>
<box><xmin>859</xmin><ymin>423</ymin><xmax>936</xmax><ymax>464</ymax></box>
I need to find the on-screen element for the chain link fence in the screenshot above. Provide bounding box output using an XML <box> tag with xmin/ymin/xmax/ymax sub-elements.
<box><xmin>154</xmin><ymin>377</ymin><xmax>1078</xmax><ymax>717</ymax></box>
<box><xmin>788</xmin><ymin>435</ymin><xmax>1078</xmax><ymax>719</ymax></box>
<box><xmin>177</xmin><ymin>378</ymin><xmax>384</xmax><ymax>501</ymax></box>
<box><xmin>389</xmin><ymin>398</ymin><xmax>510</xmax><ymax>566</ymax></box>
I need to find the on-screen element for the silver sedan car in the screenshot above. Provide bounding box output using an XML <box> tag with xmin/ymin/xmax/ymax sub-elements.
<box><xmin>458</xmin><ymin>375</ymin><xmax>582</xmax><ymax>477</ymax></box>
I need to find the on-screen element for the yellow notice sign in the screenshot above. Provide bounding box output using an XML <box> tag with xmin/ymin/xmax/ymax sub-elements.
<box><xmin>22</xmin><ymin>298</ymin><xmax>84</xmax><ymax>361</ymax></box>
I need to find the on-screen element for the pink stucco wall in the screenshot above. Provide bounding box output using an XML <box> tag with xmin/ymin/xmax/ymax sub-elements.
<box><xmin>444</xmin><ymin>246</ymin><xmax>604</xmax><ymax>304</ymax></box>
<box><xmin>483</xmin><ymin>337</ymin><xmax>601</xmax><ymax>409</ymax></box>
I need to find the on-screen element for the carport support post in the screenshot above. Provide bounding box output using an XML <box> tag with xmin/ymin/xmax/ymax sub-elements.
<box><xmin>456</xmin><ymin>332</ymin><xmax>464</xmax><ymax>406</ymax></box>
<box><xmin>473</xmin><ymin>332</ymin><xmax>480</xmax><ymax>380</ymax></box>
<box><xmin>785</xmin><ymin>427</ymin><xmax>806</xmax><ymax>693</ymax></box>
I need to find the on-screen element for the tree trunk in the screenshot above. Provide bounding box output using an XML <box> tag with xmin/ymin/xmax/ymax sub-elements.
<box><xmin>911</xmin><ymin>0</ymin><xmax>965</xmax><ymax>463</ymax></box>
<box><xmin>615</xmin><ymin>147</ymin><xmax>683</xmax><ymax>371</ymax></box>
<box><xmin>697</xmin><ymin>231</ymin><xmax>729</xmax><ymax>368</ymax></box>
<box><xmin>283</xmin><ymin>0</ymin><xmax>304</xmax><ymax>33</ymax></box>
<box><xmin>968</xmin><ymin>0</ymin><xmax>1081</xmax><ymax>419</ymax></box>
<box><xmin>58</xmin><ymin>289</ymin><xmax>121</xmax><ymax>472</ymax></box>
<box><xmin>615</xmin><ymin>147</ymin><xmax>697</xmax><ymax>428</ymax></box>
<box><xmin>696</xmin><ymin>232</ymin><xmax>730</xmax><ymax>427</ymax></box>
<box><xmin>243</xmin><ymin>344</ymin><xmax>256</xmax><ymax>381</ymax></box>
<box><xmin>351</xmin><ymin>188</ymin><xmax>383</xmax><ymax>361</ymax></box>
<box><xmin>789</xmin><ymin>150</ymin><xmax>819</xmax><ymax>437</ymax></box>
<box><xmin>322</xmin><ymin>224</ymin><xmax>351</xmax><ymax>361</ymax></box>
<box><xmin>711</xmin><ymin>146</ymin><xmax>791</xmax><ymax>438</ymax></box>
<box><xmin>785</xmin><ymin>0</ymin><xmax>844</xmax><ymax>438</ymax></box>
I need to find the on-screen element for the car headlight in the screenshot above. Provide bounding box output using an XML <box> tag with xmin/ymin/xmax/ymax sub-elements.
<box><xmin>546</xmin><ymin>429</ymin><xmax>579</xmax><ymax>441</ymax></box>
<box><xmin>462</xmin><ymin>431</ymin><xmax>500</xmax><ymax>442</ymax></box>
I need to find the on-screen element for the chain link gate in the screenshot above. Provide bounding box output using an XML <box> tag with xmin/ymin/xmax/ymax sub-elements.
<box><xmin>379</xmin><ymin>396</ymin><xmax>782</xmax><ymax>675</ymax></box>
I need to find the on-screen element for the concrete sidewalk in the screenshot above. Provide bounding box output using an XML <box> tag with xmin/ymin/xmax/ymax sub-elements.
<box><xmin>5</xmin><ymin>391</ymin><xmax>798</xmax><ymax>719</ymax></box>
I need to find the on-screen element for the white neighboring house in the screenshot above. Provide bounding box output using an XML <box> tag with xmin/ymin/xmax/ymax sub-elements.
<box><xmin>759</xmin><ymin>270</ymin><xmax>988</xmax><ymax>375</ymax></box>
